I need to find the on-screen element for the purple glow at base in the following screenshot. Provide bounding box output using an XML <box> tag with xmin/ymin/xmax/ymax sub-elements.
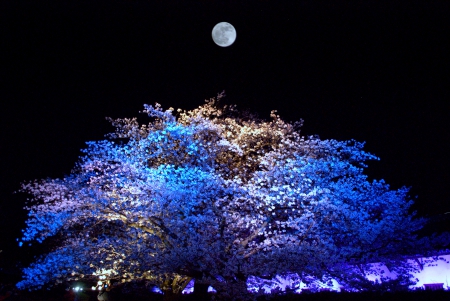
<box><xmin>365</xmin><ymin>254</ymin><xmax>450</xmax><ymax>290</ymax></box>
<box><xmin>411</xmin><ymin>254</ymin><xmax>450</xmax><ymax>289</ymax></box>
<box><xmin>181</xmin><ymin>280</ymin><xmax>217</xmax><ymax>294</ymax></box>
<box><xmin>151</xmin><ymin>286</ymin><xmax>163</xmax><ymax>294</ymax></box>
<box><xmin>246</xmin><ymin>254</ymin><xmax>450</xmax><ymax>293</ymax></box>
<box><xmin>247</xmin><ymin>274</ymin><xmax>341</xmax><ymax>294</ymax></box>
<box><xmin>182</xmin><ymin>280</ymin><xmax>194</xmax><ymax>294</ymax></box>
<box><xmin>181</xmin><ymin>254</ymin><xmax>450</xmax><ymax>295</ymax></box>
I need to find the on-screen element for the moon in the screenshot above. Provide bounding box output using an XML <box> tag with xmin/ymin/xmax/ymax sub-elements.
<box><xmin>212</xmin><ymin>22</ymin><xmax>236</xmax><ymax>47</ymax></box>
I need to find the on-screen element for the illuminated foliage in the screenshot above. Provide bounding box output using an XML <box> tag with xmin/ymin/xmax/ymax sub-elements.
<box><xmin>16</xmin><ymin>93</ymin><xmax>443</xmax><ymax>298</ymax></box>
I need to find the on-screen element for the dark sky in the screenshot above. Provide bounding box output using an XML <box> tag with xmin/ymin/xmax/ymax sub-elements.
<box><xmin>1</xmin><ymin>1</ymin><xmax>450</xmax><ymax>266</ymax></box>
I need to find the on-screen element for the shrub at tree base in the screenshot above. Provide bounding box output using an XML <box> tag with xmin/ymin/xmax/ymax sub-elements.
<box><xmin>16</xmin><ymin>92</ymin><xmax>449</xmax><ymax>300</ymax></box>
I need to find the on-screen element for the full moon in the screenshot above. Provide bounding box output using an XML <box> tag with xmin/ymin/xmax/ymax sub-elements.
<box><xmin>212</xmin><ymin>22</ymin><xmax>236</xmax><ymax>47</ymax></box>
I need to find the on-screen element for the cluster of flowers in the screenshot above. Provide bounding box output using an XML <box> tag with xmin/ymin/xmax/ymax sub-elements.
<box><xmin>16</xmin><ymin>93</ymin><xmax>443</xmax><ymax>298</ymax></box>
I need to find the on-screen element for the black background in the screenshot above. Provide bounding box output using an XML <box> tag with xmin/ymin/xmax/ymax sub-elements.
<box><xmin>1</xmin><ymin>1</ymin><xmax>449</xmax><ymax>269</ymax></box>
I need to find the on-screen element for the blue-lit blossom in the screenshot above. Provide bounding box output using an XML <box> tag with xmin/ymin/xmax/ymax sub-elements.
<box><xmin>17</xmin><ymin>93</ymin><xmax>446</xmax><ymax>298</ymax></box>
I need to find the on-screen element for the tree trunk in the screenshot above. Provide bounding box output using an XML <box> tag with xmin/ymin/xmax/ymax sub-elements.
<box><xmin>192</xmin><ymin>282</ymin><xmax>210</xmax><ymax>301</ymax></box>
<box><xmin>161</xmin><ymin>275</ymin><xmax>192</xmax><ymax>301</ymax></box>
<box><xmin>214</xmin><ymin>280</ymin><xmax>250</xmax><ymax>301</ymax></box>
<box><xmin>162</xmin><ymin>289</ymin><xmax>182</xmax><ymax>301</ymax></box>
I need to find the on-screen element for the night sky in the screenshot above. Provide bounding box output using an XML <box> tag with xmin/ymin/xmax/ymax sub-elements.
<box><xmin>1</xmin><ymin>1</ymin><xmax>450</xmax><ymax>268</ymax></box>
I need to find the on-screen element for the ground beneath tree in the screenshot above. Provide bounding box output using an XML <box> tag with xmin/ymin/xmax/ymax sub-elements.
<box><xmin>2</xmin><ymin>288</ymin><xmax>450</xmax><ymax>301</ymax></box>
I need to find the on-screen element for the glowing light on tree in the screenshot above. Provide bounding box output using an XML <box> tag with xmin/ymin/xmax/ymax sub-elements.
<box><xmin>16</xmin><ymin>92</ymin><xmax>448</xmax><ymax>299</ymax></box>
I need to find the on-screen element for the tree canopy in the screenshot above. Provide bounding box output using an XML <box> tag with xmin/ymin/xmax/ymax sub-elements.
<box><xmin>16</xmin><ymin>93</ymin><xmax>447</xmax><ymax>299</ymax></box>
